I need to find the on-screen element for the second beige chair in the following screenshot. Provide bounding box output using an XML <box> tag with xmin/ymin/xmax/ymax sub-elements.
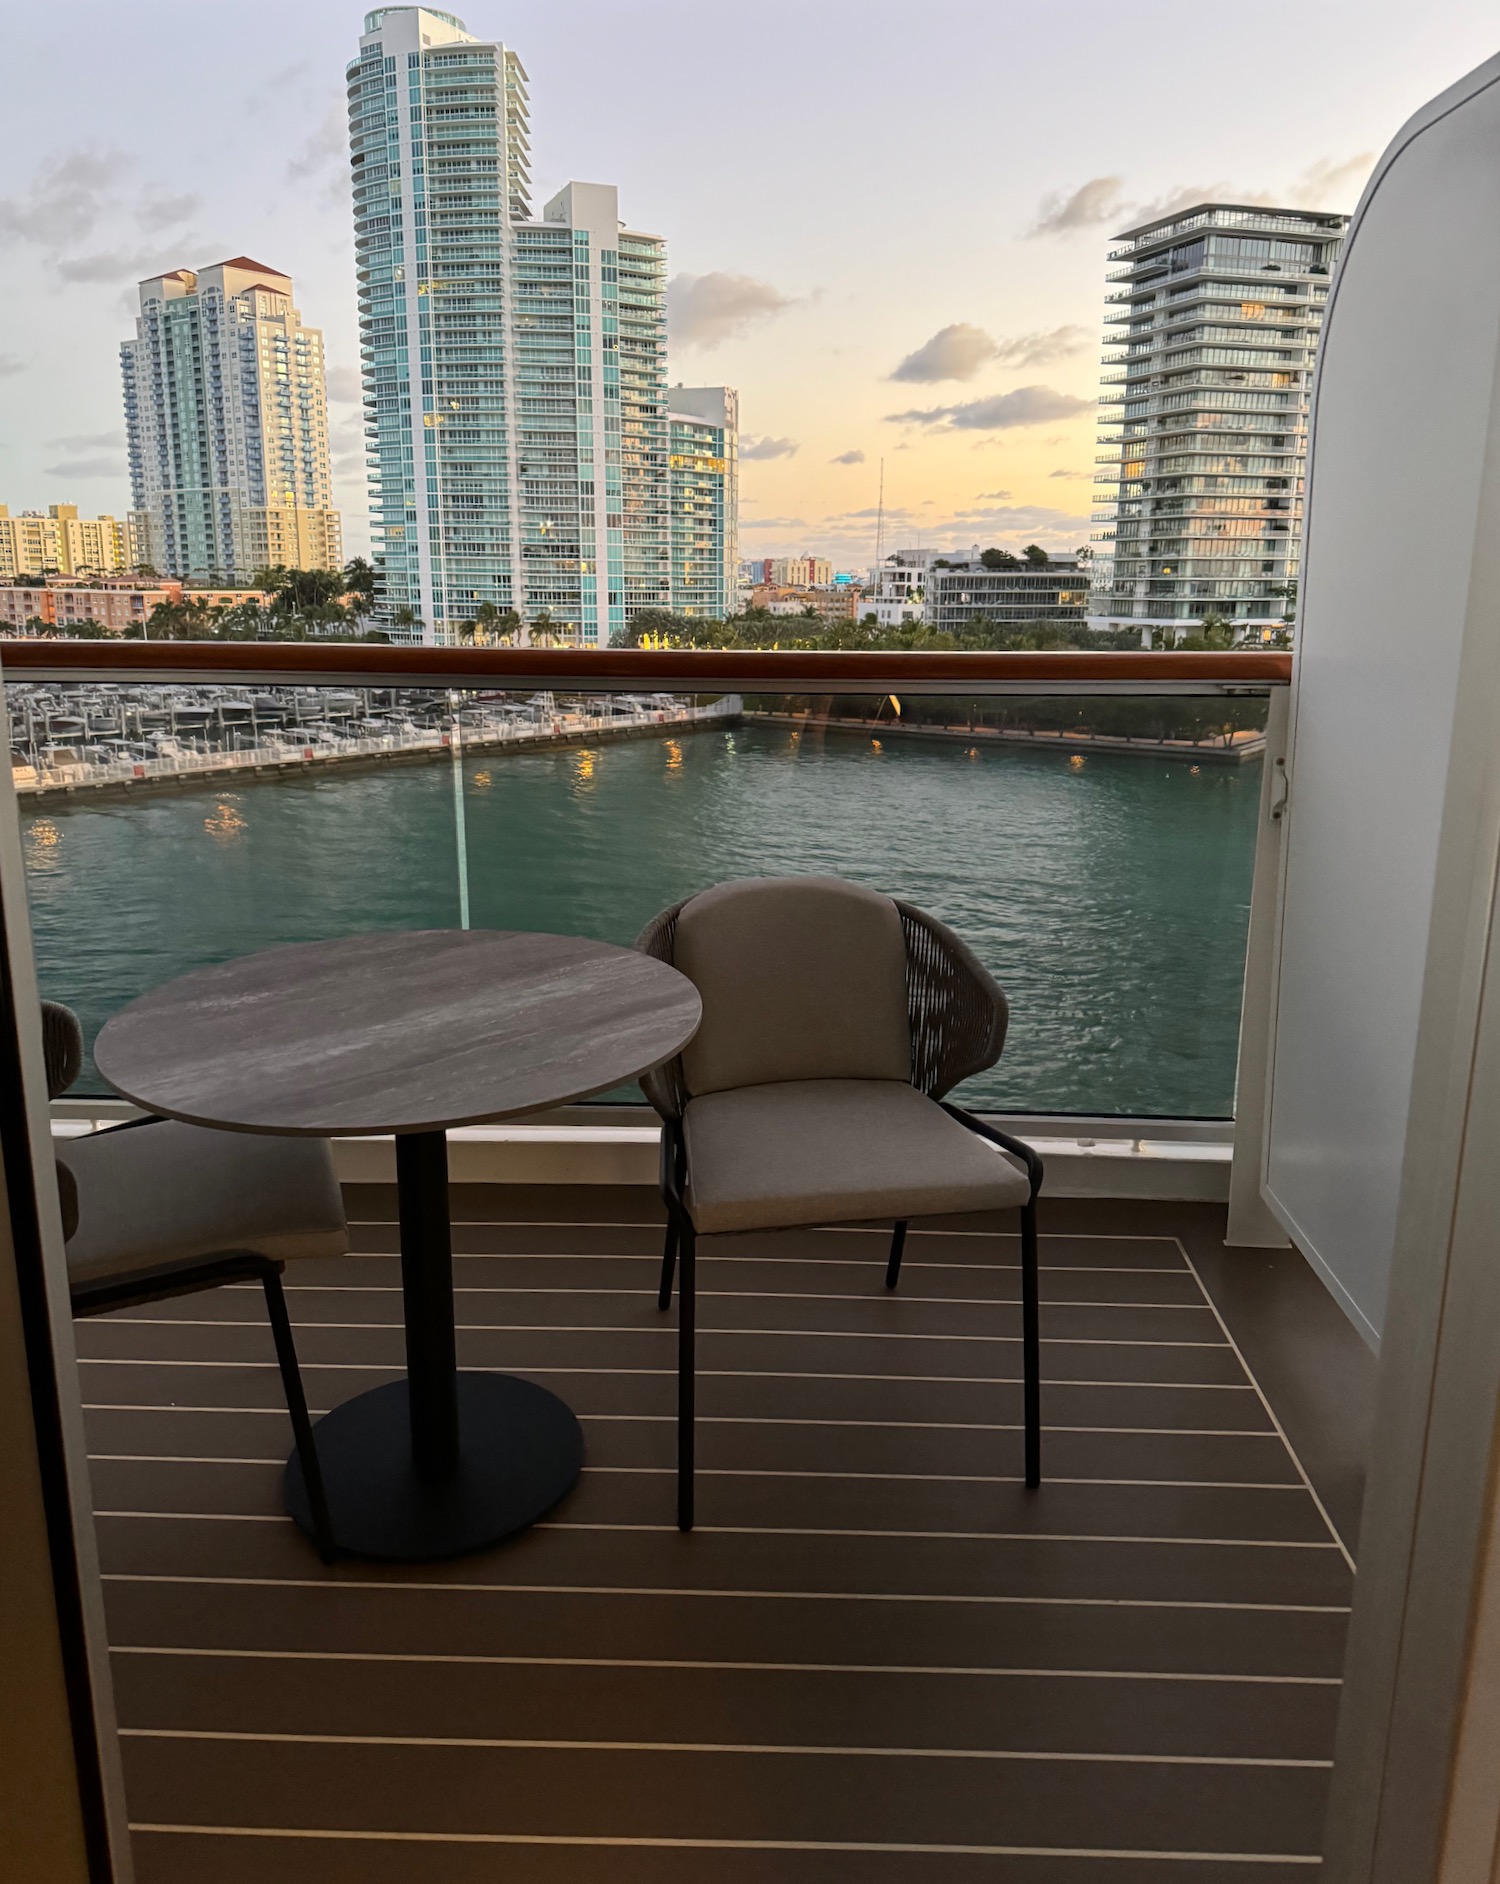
<box><xmin>636</xmin><ymin>874</ymin><xmax>1043</xmax><ymax>1531</ymax></box>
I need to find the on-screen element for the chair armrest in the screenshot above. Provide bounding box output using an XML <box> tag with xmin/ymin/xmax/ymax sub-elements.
<box><xmin>942</xmin><ymin>1102</ymin><xmax>1043</xmax><ymax>1202</ymax></box>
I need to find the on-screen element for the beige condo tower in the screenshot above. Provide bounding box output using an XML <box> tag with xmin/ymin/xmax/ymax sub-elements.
<box><xmin>121</xmin><ymin>258</ymin><xmax>342</xmax><ymax>580</ymax></box>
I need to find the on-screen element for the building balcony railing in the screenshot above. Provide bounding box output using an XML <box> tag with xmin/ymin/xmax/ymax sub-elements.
<box><xmin>10</xmin><ymin>641</ymin><xmax>1285</xmax><ymax>1133</ymax></box>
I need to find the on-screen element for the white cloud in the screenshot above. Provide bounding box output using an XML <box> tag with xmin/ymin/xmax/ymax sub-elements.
<box><xmin>1284</xmin><ymin>153</ymin><xmax>1374</xmax><ymax>209</ymax></box>
<box><xmin>0</xmin><ymin>149</ymin><xmax>204</xmax><ymax>288</ymax></box>
<box><xmin>1049</xmin><ymin>468</ymin><xmax>1090</xmax><ymax>479</ymax></box>
<box><xmin>51</xmin><ymin>429</ymin><xmax>124</xmax><ymax>450</ymax></box>
<box><xmin>0</xmin><ymin>151</ymin><xmax>120</xmax><ymax>244</ymax></box>
<box><xmin>886</xmin><ymin>386</ymin><xmax>1093</xmax><ymax>431</ymax></box>
<box><xmin>1038</xmin><ymin>155</ymin><xmax>1374</xmax><ymax>243</ymax></box>
<box><xmin>741</xmin><ymin>435</ymin><xmax>799</xmax><ymax>460</ymax></box>
<box><xmin>285</xmin><ymin>103</ymin><xmax>351</xmax><ymax>211</ymax></box>
<box><xmin>1029</xmin><ymin>176</ymin><xmax>1126</xmax><ymax>237</ymax></box>
<box><xmin>830</xmin><ymin>449</ymin><xmax>866</xmax><ymax>465</ymax></box>
<box><xmin>891</xmin><ymin>323</ymin><xmax>999</xmax><ymax>383</ymax></box>
<box><xmin>976</xmin><ymin>489</ymin><xmax>1013</xmax><ymax>499</ymax></box>
<box><xmin>288</xmin><ymin>105</ymin><xmax>346</xmax><ymax>184</ymax></box>
<box><xmin>137</xmin><ymin>190</ymin><xmax>201</xmax><ymax>232</ymax></box>
<box><xmin>667</xmin><ymin>272</ymin><xmax>796</xmax><ymax>350</ymax></box>
<box><xmin>325</xmin><ymin>364</ymin><xmax>363</xmax><ymax>403</ymax></box>
<box><xmin>43</xmin><ymin>454</ymin><xmax>121</xmax><ymax>479</ymax></box>
<box><xmin>996</xmin><ymin>326</ymin><xmax>1090</xmax><ymax>368</ymax></box>
<box><xmin>891</xmin><ymin>322</ymin><xmax>1090</xmax><ymax>383</ymax></box>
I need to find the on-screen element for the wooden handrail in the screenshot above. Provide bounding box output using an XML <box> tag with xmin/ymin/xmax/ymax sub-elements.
<box><xmin>0</xmin><ymin>641</ymin><xmax>1291</xmax><ymax>694</ymax></box>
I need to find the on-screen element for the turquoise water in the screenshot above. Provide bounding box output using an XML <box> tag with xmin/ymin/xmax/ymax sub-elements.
<box><xmin>20</xmin><ymin>719</ymin><xmax>1260</xmax><ymax>1116</ymax></box>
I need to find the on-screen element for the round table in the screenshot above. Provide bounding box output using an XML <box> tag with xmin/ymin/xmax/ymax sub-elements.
<box><xmin>93</xmin><ymin>929</ymin><xmax>700</xmax><ymax>1562</ymax></box>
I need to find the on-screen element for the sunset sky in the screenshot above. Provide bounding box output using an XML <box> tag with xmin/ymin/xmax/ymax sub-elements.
<box><xmin>1</xmin><ymin>0</ymin><xmax>1495</xmax><ymax>571</ymax></box>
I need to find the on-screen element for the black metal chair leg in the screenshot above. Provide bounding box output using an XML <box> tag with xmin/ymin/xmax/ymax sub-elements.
<box><xmin>658</xmin><ymin>1221</ymin><xmax>678</xmax><ymax>1311</ymax></box>
<box><xmin>885</xmin><ymin>1220</ymin><xmax>908</xmax><ymax>1290</ymax></box>
<box><xmin>262</xmin><ymin>1271</ymin><xmax>338</xmax><ymax>1562</ymax></box>
<box><xmin>677</xmin><ymin>1222</ymin><xmax>696</xmax><ymax>1531</ymax></box>
<box><xmin>1019</xmin><ymin>1199</ymin><xmax>1041</xmax><ymax>1489</ymax></box>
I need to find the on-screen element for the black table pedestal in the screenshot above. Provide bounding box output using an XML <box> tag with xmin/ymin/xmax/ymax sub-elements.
<box><xmin>284</xmin><ymin>1129</ymin><xmax>583</xmax><ymax>1560</ymax></box>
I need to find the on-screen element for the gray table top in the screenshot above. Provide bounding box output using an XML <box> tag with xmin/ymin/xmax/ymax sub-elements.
<box><xmin>93</xmin><ymin>929</ymin><xmax>702</xmax><ymax>1136</ymax></box>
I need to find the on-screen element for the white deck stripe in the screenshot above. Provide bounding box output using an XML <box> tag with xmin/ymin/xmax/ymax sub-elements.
<box><xmin>110</xmin><ymin>1645</ymin><xmax>1342</xmax><ymax>1687</ymax></box>
<box><xmin>81</xmin><ymin>1403</ymin><xmax>1286</xmax><ymax>1437</ymax></box>
<box><xmin>1174</xmin><ymin>1240</ymin><xmax>1358</xmax><ymax>1576</ymax></box>
<box><xmin>72</xmin><ymin>1359</ymin><xmax>1265</xmax><ymax>1391</ymax></box>
<box><xmin>230</xmin><ymin>1284</ymin><xmax>1214</xmax><ymax>1311</ymax></box>
<box><xmin>343</xmin><ymin>1220</ymin><xmax>1186</xmax><ymax>1242</ymax></box>
<box><xmin>120</xmin><ymin>1725</ymin><xmax>1331</xmax><ymax>1769</ymax></box>
<box><xmin>536</xmin><ymin>1522</ymin><xmax>1340</xmax><ymax>1549</ymax></box>
<box><xmin>102</xmin><ymin>1570</ymin><xmax>1353</xmax><ymax>1613</ymax></box>
<box><xmin>401</xmin><ymin>1253</ymin><xmax>1194</xmax><ymax>1274</ymax></box>
<box><xmin>88</xmin><ymin>1455</ymin><xmax>1306</xmax><ymax>1493</ymax></box>
<box><xmin>80</xmin><ymin>1317</ymin><xmax>1233</xmax><ymax>1351</ymax></box>
<box><xmin>93</xmin><ymin>1510</ymin><xmax>1342</xmax><ymax>1549</ymax></box>
<box><xmin>128</xmin><ymin>1825</ymin><xmax>1321</xmax><ymax>1861</ymax></box>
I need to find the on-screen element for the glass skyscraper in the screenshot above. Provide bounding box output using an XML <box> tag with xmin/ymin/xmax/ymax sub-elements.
<box><xmin>347</xmin><ymin>7</ymin><xmax>669</xmax><ymax>645</ymax></box>
<box><xmin>1090</xmin><ymin>203</ymin><xmax>1348</xmax><ymax>637</ymax></box>
<box><xmin>668</xmin><ymin>387</ymin><xmax>738</xmax><ymax>620</ymax></box>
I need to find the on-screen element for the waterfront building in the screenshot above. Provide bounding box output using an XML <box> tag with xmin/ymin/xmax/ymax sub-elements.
<box><xmin>926</xmin><ymin>556</ymin><xmax>1090</xmax><ymax>634</ymax></box>
<box><xmin>121</xmin><ymin>259</ymin><xmax>342</xmax><ymax>582</ymax></box>
<box><xmin>748</xmin><ymin>555</ymin><xmax>833</xmax><ymax>587</ymax></box>
<box><xmin>0</xmin><ymin>577</ymin><xmax>268</xmax><ymax>635</ymax></box>
<box><xmin>748</xmin><ymin>583</ymin><xmax>859</xmax><ymax>625</ymax></box>
<box><xmin>1091</xmin><ymin>203</ymin><xmax>1347</xmax><ymax>636</ymax></box>
<box><xmin>668</xmin><ymin>386</ymin><xmax>738</xmax><ymax>618</ymax></box>
<box><xmin>0</xmin><ymin>506</ymin><xmax>136</xmax><ymax>579</ymax></box>
<box><xmin>525</xmin><ymin>182</ymin><xmax>670</xmax><ymax>645</ymax></box>
<box><xmin>348</xmin><ymin>8</ymin><xmax>668</xmax><ymax>646</ymax></box>
<box><xmin>860</xmin><ymin>550</ymin><xmax>932</xmax><ymax>626</ymax></box>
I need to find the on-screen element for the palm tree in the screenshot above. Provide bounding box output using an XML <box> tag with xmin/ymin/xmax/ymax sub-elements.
<box><xmin>342</xmin><ymin>556</ymin><xmax>377</xmax><ymax>611</ymax></box>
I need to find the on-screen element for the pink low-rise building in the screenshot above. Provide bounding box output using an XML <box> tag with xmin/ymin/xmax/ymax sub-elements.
<box><xmin>0</xmin><ymin>578</ymin><xmax>268</xmax><ymax>634</ymax></box>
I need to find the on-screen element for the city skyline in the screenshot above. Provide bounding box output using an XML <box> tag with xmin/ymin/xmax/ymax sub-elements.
<box><xmin>0</xmin><ymin>0</ymin><xmax>1493</xmax><ymax>572</ymax></box>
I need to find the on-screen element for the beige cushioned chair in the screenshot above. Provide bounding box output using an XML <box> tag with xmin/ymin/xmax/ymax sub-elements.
<box><xmin>637</xmin><ymin>875</ymin><xmax>1042</xmax><ymax>1530</ymax></box>
<box><xmin>44</xmin><ymin>1000</ymin><xmax>348</xmax><ymax>1560</ymax></box>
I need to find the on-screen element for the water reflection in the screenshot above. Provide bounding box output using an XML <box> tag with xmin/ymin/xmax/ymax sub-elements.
<box><xmin>26</xmin><ymin>818</ymin><xmax>61</xmax><ymax>869</ymax></box>
<box><xmin>22</xmin><ymin>720</ymin><xmax>1258</xmax><ymax>1116</ymax></box>
<box><xmin>204</xmin><ymin>799</ymin><xmax>248</xmax><ymax>841</ymax></box>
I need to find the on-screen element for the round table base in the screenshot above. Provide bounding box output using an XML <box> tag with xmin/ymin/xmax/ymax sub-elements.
<box><xmin>284</xmin><ymin>1373</ymin><xmax>584</xmax><ymax>1562</ymax></box>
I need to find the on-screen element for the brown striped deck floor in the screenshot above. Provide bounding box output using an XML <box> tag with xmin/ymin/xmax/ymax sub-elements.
<box><xmin>75</xmin><ymin>1186</ymin><xmax>1373</xmax><ymax>1883</ymax></box>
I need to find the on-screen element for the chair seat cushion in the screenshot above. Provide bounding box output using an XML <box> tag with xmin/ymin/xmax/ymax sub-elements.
<box><xmin>683</xmin><ymin>1079</ymin><xmax>1031</xmax><ymax>1235</ymax></box>
<box><xmin>60</xmin><ymin>1119</ymin><xmax>348</xmax><ymax>1289</ymax></box>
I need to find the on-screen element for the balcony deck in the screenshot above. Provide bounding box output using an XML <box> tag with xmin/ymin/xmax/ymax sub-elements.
<box><xmin>76</xmin><ymin>1183</ymin><xmax>1371</xmax><ymax>1882</ymax></box>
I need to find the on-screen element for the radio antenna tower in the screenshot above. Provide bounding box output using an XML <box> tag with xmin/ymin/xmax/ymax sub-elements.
<box><xmin>873</xmin><ymin>458</ymin><xmax>886</xmax><ymax>580</ymax></box>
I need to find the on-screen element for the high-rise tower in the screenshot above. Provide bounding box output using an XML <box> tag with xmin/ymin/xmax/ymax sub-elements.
<box><xmin>668</xmin><ymin>386</ymin><xmax>738</xmax><ymax>620</ymax></box>
<box><xmin>521</xmin><ymin>183</ymin><xmax>670</xmax><ymax>645</ymax></box>
<box><xmin>121</xmin><ymin>259</ymin><xmax>341</xmax><ymax>580</ymax></box>
<box><xmin>347</xmin><ymin>8</ymin><xmax>670</xmax><ymax>645</ymax></box>
<box><xmin>1089</xmin><ymin>204</ymin><xmax>1347</xmax><ymax>638</ymax></box>
<box><xmin>348</xmin><ymin>7</ymin><xmax>529</xmax><ymax>640</ymax></box>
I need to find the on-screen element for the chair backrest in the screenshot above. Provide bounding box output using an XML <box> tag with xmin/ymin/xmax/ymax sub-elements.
<box><xmin>41</xmin><ymin>1000</ymin><xmax>83</xmax><ymax>1100</ymax></box>
<box><xmin>671</xmin><ymin>875</ymin><xmax>911</xmax><ymax>1097</ymax></box>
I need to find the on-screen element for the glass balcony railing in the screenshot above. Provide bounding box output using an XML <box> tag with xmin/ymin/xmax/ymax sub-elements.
<box><xmin>9</xmin><ymin>649</ymin><xmax>1280</xmax><ymax>1124</ymax></box>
